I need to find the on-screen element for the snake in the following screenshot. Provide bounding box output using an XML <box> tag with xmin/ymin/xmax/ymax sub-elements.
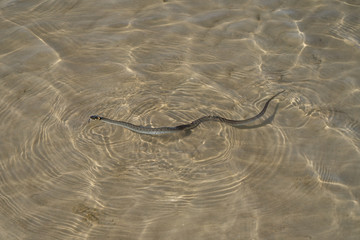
<box><xmin>89</xmin><ymin>90</ymin><xmax>284</xmax><ymax>135</ymax></box>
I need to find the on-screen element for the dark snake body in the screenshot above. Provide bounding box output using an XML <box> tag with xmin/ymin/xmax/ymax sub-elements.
<box><xmin>89</xmin><ymin>90</ymin><xmax>284</xmax><ymax>135</ymax></box>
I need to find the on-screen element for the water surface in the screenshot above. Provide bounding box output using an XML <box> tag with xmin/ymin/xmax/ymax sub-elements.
<box><xmin>0</xmin><ymin>0</ymin><xmax>360</xmax><ymax>239</ymax></box>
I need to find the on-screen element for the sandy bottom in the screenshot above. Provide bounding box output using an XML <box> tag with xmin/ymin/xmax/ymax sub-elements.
<box><xmin>0</xmin><ymin>0</ymin><xmax>359</xmax><ymax>239</ymax></box>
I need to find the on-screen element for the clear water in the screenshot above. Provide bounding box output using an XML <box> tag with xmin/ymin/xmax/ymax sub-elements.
<box><xmin>1</xmin><ymin>0</ymin><xmax>360</xmax><ymax>239</ymax></box>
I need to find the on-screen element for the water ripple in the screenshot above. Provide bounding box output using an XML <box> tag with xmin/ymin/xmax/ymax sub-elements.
<box><xmin>1</xmin><ymin>0</ymin><xmax>360</xmax><ymax>239</ymax></box>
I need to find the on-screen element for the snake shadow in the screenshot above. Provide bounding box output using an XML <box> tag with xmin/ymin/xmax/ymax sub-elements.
<box><xmin>233</xmin><ymin>103</ymin><xmax>280</xmax><ymax>130</ymax></box>
<box><xmin>183</xmin><ymin>103</ymin><xmax>281</xmax><ymax>136</ymax></box>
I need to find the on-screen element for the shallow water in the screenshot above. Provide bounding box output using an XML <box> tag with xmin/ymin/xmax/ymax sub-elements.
<box><xmin>1</xmin><ymin>0</ymin><xmax>360</xmax><ymax>239</ymax></box>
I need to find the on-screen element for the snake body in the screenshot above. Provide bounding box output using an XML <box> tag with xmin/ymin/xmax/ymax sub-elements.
<box><xmin>89</xmin><ymin>90</ymin><xmax>284</xmax><ymax>135</ymax></box>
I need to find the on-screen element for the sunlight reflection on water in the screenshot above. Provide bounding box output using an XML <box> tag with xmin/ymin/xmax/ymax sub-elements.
<box><xmin>0</xmin><ymin>0</ymin><xmax>359</xmax><ymax>239</ymax></box>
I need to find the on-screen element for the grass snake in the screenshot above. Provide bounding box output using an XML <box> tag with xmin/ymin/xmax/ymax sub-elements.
<box><xmin>89</xmin><ymin>90</ymin><xmax>284</xmax><ymax>135</ymax></box>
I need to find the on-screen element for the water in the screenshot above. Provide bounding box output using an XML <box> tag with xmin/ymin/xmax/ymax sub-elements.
<box><xmin>1</xmin><ymin>0</ymin><xmax>360</xmax><ymax>239</ymax></box>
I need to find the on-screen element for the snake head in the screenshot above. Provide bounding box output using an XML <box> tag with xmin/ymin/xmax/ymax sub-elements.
<box><xmin>89</xmin><ymin>115</ymin><xmax>102</xmax><ymax>120</ymax></box>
